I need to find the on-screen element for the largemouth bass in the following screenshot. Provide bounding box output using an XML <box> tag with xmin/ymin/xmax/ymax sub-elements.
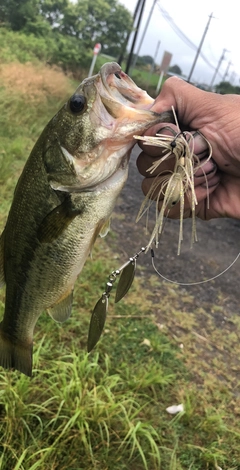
<box><xmin>0</xmin><ymin>62</ymin><xmax>172</xmax><ymax>376</ymax></box>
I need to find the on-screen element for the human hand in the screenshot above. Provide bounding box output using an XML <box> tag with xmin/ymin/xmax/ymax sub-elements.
<box><xmin>137</xmin><ymin>77</ymin><xmax>240</xmax><ymax>220</ymax></box>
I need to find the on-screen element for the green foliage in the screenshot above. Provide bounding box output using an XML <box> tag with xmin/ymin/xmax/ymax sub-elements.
<box><xmin>141</xmin><ymin>55</ymin><xmax>154</xmax><ymax>65</ymax></box>
<box><xmin>40</xmin><ymin>0</ymin><xmax>69</xmax><ymax>27</ymax></box>
<box><xmin>138</xmin><ymin>55</ymin><xmax>154</xmax><ymax>66</ymax></box>
<box><xmin>0</xmin><ymin>27</ymin><xmax>90</xmax><ymax>70</ymax></box>
<box><xmin>50</xmin><ymin>33</ymin><xmax>91</xmax><ymax>70</ymax></box>
<box><xmin>215</xmin><ymin>80</ymin><xmax>240</xmax><ymax>95</ymax></box>
<box><xmin>0</xmin><ymin>0</ymin><xmax>133</xmax><ymax>67</ymax></box>
<box><xmin>168</xmin><ymin>64</ymin><xmax>182</xmax><ymax>75</ymax></box>
<box><xmin>0</xmin><ymin>27</ymin><xmax>54</xmax><ymax>63</ymax></box>
<box><xmin>131</xmin><ymin>54</ymin><xmax>153</xmax><ymax>68</ymax></box>
<box><xmin>59</xmin><ymin>0</ymin><xmax>133</xmax><ymax>57</ymax></box>
<box><xmin>0</xmin><ymin>0</ymin><xmax>50</xmax><ymax>34</ymax></box>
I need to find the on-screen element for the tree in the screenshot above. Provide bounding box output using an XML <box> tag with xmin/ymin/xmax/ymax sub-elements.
<box><xmin>141</xmin><ymin>55</ymin><xmax>154</xmax><ymax>65</ymax></box>
<box><xmin>0</xmin><ymin>0</ymin><xmax>50</xmax><ymax>34</ymax></box>
<box><xmin>215</xmin><ymin>81</ymin><xmax>240</xmax><ymax>95</ymax></box>
<box><xmin>99</xmin><ymin>2</ymin><xmax>133</xmax><ymax>57</ymax></box>
<box><xmin>168</xmin><ymin>64</ymin><xmax>182</xmax><ymax>75</ymax></box>
<box><xmin>59</xmin><ymin>0</ymin><xmax>133</xmax><ymax>57</ymax></box>
<box><xmin>0</xmin><ymin>0</ymin><xmax>133</xmax><ymax>67</ymax></box>
<box><xmin>40</xmin><ymin>0</ymin><xmax>69</xmax><ymax>27</ymax></box>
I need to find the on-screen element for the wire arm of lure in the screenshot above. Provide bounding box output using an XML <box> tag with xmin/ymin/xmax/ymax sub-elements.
<box><xmin>87</xmin><ymin>247</ymin><xmax>146</xmax><ymax>352</ymax></box>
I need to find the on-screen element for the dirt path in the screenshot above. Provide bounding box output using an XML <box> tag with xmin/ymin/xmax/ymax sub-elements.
<box><xmin>109</xmin><ymin>146</ymin><xmax>240</xmax><ymax>320</ymax></box>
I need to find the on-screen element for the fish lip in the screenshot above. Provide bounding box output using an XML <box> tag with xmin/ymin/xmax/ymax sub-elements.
<box><xmin>100</xmin><ymin>62</ymin><xmax>122</xmax><ymax>85</ymax></box>
<box><xmin>98</xmin><ymin>62</ymin><xmax>126</xmax><ymax>118</ymax></box>
<box><xmin>98</xmin><ymin>62</ymin><xmax>153</xmax><ymax>113</ymax></box>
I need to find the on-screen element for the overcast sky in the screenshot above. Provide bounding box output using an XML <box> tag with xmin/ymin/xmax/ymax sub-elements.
<box><xmin>119</xmin><ymin>0</ymin><xmax>240</xmax><ymax>86</ymax></box>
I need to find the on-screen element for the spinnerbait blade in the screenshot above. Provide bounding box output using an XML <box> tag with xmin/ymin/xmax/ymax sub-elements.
<box><xmin>115</xmin><ymin>258</ymin><xmax>136</xmax><ymax>303</ymax></box>
<box><xmin>87</xmin><ymin>248</ymin><xmax>146</xmax><ymax>352</ymax></box>
<box><xmin>87</xmin><ymin>295</ymin><xmax>108</xmax><ymax>352</ymax></box>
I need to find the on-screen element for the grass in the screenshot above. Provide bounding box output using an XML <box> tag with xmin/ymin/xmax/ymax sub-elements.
<box><xmin>0</xmin><ymin>61</ymin><xmax>239</xmax><ymax>469</ymax></box>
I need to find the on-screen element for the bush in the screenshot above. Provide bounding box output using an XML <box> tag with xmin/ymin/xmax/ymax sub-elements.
<box><xmin>0</xmin><ymin>27</ymin><xmax>91</xmax><ymax>70</ymax></box>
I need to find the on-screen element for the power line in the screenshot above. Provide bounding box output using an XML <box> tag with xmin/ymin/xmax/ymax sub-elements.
<box><xmin>187</xmin><ymin>13</ymin><xmax>214</xmax><ymax>82</ymax></box>
<box><xmin>157</xmin><ymin>3</ymin><xmax>224</xmax><ymax>78</ymax></box>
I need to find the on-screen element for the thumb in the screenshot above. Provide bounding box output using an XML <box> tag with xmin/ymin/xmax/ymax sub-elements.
<box><xmin>151</xmin><ymin>77</ymin><xmax>212</xmax><ymax>129</ymax></box>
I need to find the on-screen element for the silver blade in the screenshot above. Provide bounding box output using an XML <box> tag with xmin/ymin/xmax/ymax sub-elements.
<box><xmin>115</xmin><ymin>259</ymin><xmax>136</xmax><ymax>303</ymax></box>
<box><xmin>87</xmin><ymin>296</ymin><xmax>108</xmax><ymax>352</ymax></box>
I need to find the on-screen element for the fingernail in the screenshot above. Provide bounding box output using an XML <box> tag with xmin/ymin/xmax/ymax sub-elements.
<box><xmin>195</xmin><ymin>160</ymin><xmax>217</xmax><ymax>177</ymax></box>
<box><xmin>156</xmin><ymin>126</ymin><xmax>177</xmax><ymax>136</ymax></box>
<box><xmin>201</xmin><ymin>174</ymin><xmax>220</xmax><ymax>188</ymax></box>
<box><xmin>192</xmin><ymin>130</ymin><xmax>201</xmax><ymax>138</ymax></box>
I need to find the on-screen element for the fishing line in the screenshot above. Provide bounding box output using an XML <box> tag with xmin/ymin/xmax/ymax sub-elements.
<box><xmin>150</xmin><ymin>247</ymin><xmax>240</xmax><ymax>286</ymax></box>
<box><xmin>89</xmin><ymin>241</ymin><xmax>239</xmax><ymax>351</ymax></box>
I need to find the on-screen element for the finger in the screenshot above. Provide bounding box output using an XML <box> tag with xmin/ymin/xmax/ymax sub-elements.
<box><xmin>195</xmin><ymin>173</ymin><xmax>240</xmax><ymax>220</ymax></box>
<box><xmin>151</xmin><ymin>77</ymin><xmax>211</xmax><ymax>129</ymax></box>
<box><xmin>137</xmin><ymin>130</ymin><xmax>212</xmax><ymax>178</ymax></box>
<box><xmin>141</xmin><ymin>173</ymin><xmax>220</xmax><ymax>219</ymax></box>
<box><xmin>194</xmin><ymin>158</ymin><xmax>218</xmax><ymax>186</ymax></box>
<box><xmin>137</xmin><ymin>151</ymin><xmax>175</xmax><ymax>177</ymax></box>
<box><xmin>137</xmin><ymin>124</ymin><xmax>179</xmax><ymax>156</ymax></box>
<box><xmin>194</xmin><ymin>175</ymin><xmax>220</xmax><ymax>205</ymax></box>
<box><xmin>191</xmin><ymin>131</ymin><xmax>210</xmax><ymax>158</ymax></box>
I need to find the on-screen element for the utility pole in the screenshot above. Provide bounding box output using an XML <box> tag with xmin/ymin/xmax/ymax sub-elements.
<box><xmin>125</xmin><ymin>0</ymin><xmax>146</xmax><ymax>74</ymax></box>
<box><xmin>209</xmin><ymin>48</ymin><xmax>229</xmax><ymax>90</ymax></box>
<box><xmin>118</xmin><ymin>0</ymin><xmax>143</xmax><ymax>66</ymax></box>
<box><xmin>187</xmin><ymin>13</ymin><xmax>214</xmax><ymax>83</ymax></box>
<box><xmin>222</xmin><ymin>60</ymin><xmax>232</xmax><ymax>81</ymax></box>
<box><xmin>131</xmin><ymin>0</ymin><xmax>158</xmax><ymax>70</ymax></box>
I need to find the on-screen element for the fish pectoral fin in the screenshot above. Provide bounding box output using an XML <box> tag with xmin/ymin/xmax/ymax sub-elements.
<box><xmin>48</xmin><ymin>290</ymin><xmax>73</xmax><ymax>323</ymax></box>
<box><xmin>99</xmin><ymin>218</ymin><xmax>111</xmax><ymax>238</ymax></box>
<box><xmin>0</xmin><ymin>230</ymin><xmax>5</xmax><ymax>288</ymax></box>
<box><xmin>37</xmin><ymin>197</ymin><xmax>83</xmax><ymax>243</ymax></box>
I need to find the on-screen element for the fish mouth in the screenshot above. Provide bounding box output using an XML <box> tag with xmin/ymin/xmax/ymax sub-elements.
<box><xmin>68</xmin><ymin>63</ymin><xmax>173</xmax><ymax>191</ymax></box>
<box><xmin>97</xmin><ymin>62</ymin><xmax>154</xmax><ymax>117</ymax></box>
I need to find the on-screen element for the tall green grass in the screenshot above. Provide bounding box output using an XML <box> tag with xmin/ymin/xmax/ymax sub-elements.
<box><xmin>0</xmin><ymin>62</ymin><xmax>239</xmax><ymax>470</ymax></box>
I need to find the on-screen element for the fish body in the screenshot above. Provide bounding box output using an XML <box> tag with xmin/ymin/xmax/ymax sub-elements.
<box><xmin>0</xmin><ymin>62</ymin><xmax>173</xmax><ymax>376</ymax></box>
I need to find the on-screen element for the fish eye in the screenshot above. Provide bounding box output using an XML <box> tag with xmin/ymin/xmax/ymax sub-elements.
<box><xmin>69</xmin><ymin>94</ymin><xmax>86</xmax><ymax>113</ymax></box>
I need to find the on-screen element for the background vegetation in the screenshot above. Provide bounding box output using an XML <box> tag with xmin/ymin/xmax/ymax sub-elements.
<box><xmin>1</xmin><ymin>0</ymin><xmax>238</xmax><ymax>94</ymax></box>
<box><xmin>0</xmin><ymin>4</ymin><xmax>239</xmax><ymax>469</ymax></box>
<box><xmin>0</xmin><ymin>0</ymin><xmax>132</xmax><ymax>71</ymax></box>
